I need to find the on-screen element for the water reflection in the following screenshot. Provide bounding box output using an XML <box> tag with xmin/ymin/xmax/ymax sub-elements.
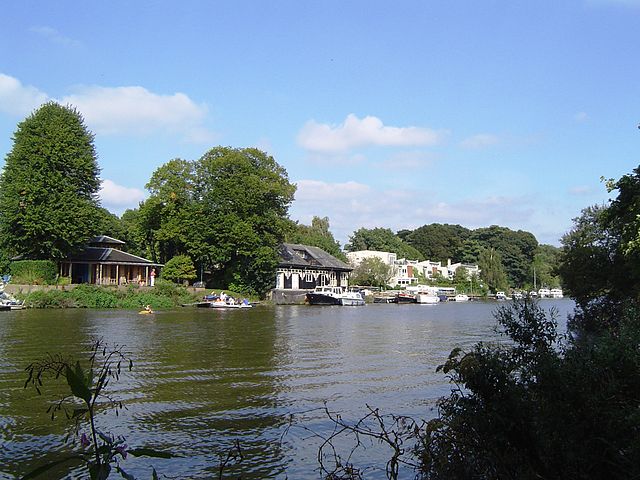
<box><xmin>0</xmin><ymin>299</ymin><xmax>575</xmax><ymax>478</ymax></box>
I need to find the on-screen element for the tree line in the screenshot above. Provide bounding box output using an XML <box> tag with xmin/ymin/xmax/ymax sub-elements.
<box><xmin>345</xmin><ymin>224</ymin><xmax>561</xmax><ymax>292</ymax></box>
<box><xmin>0</xmin><ymin>102</ymin><xmax>560</xmax><ymax>297</ymax></box>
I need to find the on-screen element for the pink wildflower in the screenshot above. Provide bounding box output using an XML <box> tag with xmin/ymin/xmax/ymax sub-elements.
<box><xmin>115</xmin><ymin>444</ymin><xmax>128</xmax><ymax>459</ymax></box>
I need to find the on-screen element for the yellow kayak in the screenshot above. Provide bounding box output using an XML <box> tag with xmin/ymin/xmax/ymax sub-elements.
<box><xmin>139</xmin><ymin>310</ymin><xmax>154</xmax><ymax>315</ymax></box>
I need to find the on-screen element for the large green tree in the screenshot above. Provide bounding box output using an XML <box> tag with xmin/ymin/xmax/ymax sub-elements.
<box><xmin>477</xmin><ymin>246</ymin><xmax>509</xmax><ymax>292</ymax></box>
<box><xmin>0</xmin><ymin>102</ymin><xmax>101</xmax><ymax>259</ymax></box>
<box><xmin>405</xmin><ymin>223</ymin><xmax>471</xmax><ymax>264</ymax></box>
<box><xmin>136</xmin><ymin>147</ymin><xmax>295</xmax><ymax>296</ymax></box>
<box><xmin>345</xmin><ymin>227</ymin><xmax>424</xmax><ymax>260</ymax></box>
<box><xmin>471</xmin><ymin>226</ymin><xmax>538</xmax><ymax>287</ymax></box>
<box><xmin>286</xmin><ymin>216</ymin><xmax>346</xmax><ymax>261</ymax></box>
<box><xmin>349</xmin><ymin>256</ymin><xmax>392</xmax><ymax>288</ymax></box>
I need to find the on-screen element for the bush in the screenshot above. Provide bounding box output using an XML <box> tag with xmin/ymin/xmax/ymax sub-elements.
<box><xmin>160</xmin><ymin>255</ymin><xmax>197</xmax><ymax>284</ymax></box>
<box><xmin>417</xmin><ymin>299</ymin><xmax>640</xmax><ymax>480</ymax></box>
<box><xmin>23</xmin><ymin>289</ymin><xmax>75</xmax><ymax>308</ymax></box>
<box><xmin>70</xmin><ymin>284</ymin><xmax>119</xmax><ymax>308</ymax></box>
<box><xmin>18</xmin><ymin>281</ymin><xmax>201</xmax><ymax>310</ymax></box>
<box><xmin>10</xmin><ymin>260</ymin><xmax>58</xmax><ymax>285</ymax></box>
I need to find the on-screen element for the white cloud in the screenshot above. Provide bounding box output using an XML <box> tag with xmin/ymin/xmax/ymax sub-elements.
<box><xmin>574</xmin><ymin>112</ymin><xmax>589</xmax><ymax>123</ymax></box>
<box><xmin>460</xmin><ymin>133</ymin><xmax>500</xmax><ymax>149</ymax></box>
<box><xmin>586</xmin><ymin>0</ymin><xmax>640</xmax><ymax>7</ymax></box>
<box><xmin>377</xmin><ymin>150</ymin><xmax>437</xmax><ymax>169</ymax></box>
<box><xmin>289</xmin><ymin>179</ymin><xmax>536</xmax><ymax>245</ymax></box>
<box><xmin>60</xmin><ymin>85</ymin><xmax>215</xmax><ymax>142</ymax></box>
<box><xmin>297</xmin><ymin>114</ymin><xmax>444</xmax><ymax>153</ymax></box>
<box><xmin>568</xmin><ymin>185</ymin><xmax>594</xmax><ymax>195</ymax></box>
<box><xmin>0</xmin><ymin>74</ymin><xmax>216</xmax><ymax>143</ymax></box>
<box><xmin>306</xmin><ymin>152</ymin><xmax>368</xmax><ymax>166</ymax></box>
<box><xmin>99</xmin><ymin>179</ymin><xmax>146</xmax><ymax>209</ymax></box>
<box><xmin>0</xmin><ymin>73</ymin><xmax>49</xmax><ymax>116</ymax></box>
<box><xmin>29</xmin><ymin>26</ymin><xmax>81</xmax><ymax>48</ymax></box>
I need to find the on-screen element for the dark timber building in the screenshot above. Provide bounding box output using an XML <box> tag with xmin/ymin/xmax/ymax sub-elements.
<box><xmin>272</xmin><ymin>243</ymin><xmax>352</xmax><ymax>304</ymax></box>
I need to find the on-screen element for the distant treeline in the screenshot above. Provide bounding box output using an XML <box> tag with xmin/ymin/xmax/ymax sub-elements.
<box><xmin>343</xmin><ymin>224</ymin><xmax>561</xmax><ymax>291</ymax></box>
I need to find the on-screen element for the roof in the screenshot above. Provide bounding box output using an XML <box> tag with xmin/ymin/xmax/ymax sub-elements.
<box><xmin>89</xmin><ymin>235</ymin><xmax>126</xmax><ymax>245</ymax></box>
<box><xmin>278</xmin><ymin>243</ymin><xmax>352</xmax><ymax>271</ymax></box>
<box><xmin>63</xmin><ymin>247</ymin><xmax>162</xmax><ymax>266</ymax></box>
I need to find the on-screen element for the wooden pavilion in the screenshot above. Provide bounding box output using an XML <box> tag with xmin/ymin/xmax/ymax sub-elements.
<box><xmin>59</xmin><ymin>236</ymin><xmax>162</xmax><ymax>286</ymax></box>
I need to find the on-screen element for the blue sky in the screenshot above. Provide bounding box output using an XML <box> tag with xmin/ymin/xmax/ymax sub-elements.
<box><xmin>1</xmin><ymin>1</ymin><xmax>639</xmax><ymax>247</ymax></box>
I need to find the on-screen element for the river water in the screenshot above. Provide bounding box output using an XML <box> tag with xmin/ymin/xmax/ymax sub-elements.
<box><xmin>0</xmin><ymin>299</ymin><xmax>575</xmax><ymax>479</ymax></box>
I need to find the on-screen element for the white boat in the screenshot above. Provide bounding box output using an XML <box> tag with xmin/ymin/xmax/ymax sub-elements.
<box><xmin>549</xmin><ymin>288</ymin><xmax>564</xmax><ymax>298</ymax></box>
<box><xmin>409</xmin><ymin>285</ymin><xmax>439</xmax><ymax>304</ymax></box>
<box><xmin>0</xmin><ymin>282</ymin><xmax>23</xmax><ymax>310</ymax></box>
<box><xmin>416</xmin><ymin>292</ymin><xmax>439</xmax><ymax>304</ymax></box>
<box><xmin>339</xmin><ymin>291</ymin><xmax>365</xmax><ymax>306</ymax></box>
<box><xmin>209</xmin><ymin>301</ymin><xmax>253</xmax><ymax>309</ymax></box>
<box><xmin>1</xmin><ymin>300</ymin><xmax>24</xmax><ymax>310</ymax></box>
<box><xmin>454</xmin><ymin>294</ymin><xmax>469</xmax><ymax>302</ymax></box>
<box><xmin>529</xmin><ymin>291</ymin><xmax>538</xmax><ymax>298</ymax></box>
<box><xmin>496</xmin><ymin>291</ymin><xmax>512</xmax><ymax>300</ymax></box>
<box><xmin>538</xmin><ymin>288</ymin><xmax>551</xmax><ymax>298</ymax></box>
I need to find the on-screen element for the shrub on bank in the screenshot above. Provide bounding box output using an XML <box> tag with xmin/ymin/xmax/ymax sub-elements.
<box><xmin>10</xmin><ymin>260</ymin><xmax>58</xmax><ymax>285</ymax></box>
<box><xmin>19</xmin><ymin>281</ymin><xmax>200</xmax><ymax>309</ymax></box>
<box><xmin>24</xmin><ymin>289</ymin><xmax>76</xmax><ymax>308</ymax></box>
<box><xmin>70</xmin><ymin>284</ymin><xmax>119</xmax><ymax>308</ymax></box>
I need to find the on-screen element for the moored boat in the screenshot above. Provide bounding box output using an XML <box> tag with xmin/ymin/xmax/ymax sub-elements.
<box><xmin>306</xmin><ymin>286</ymin><xmax>343</xmax><ymax>305</ymax></box>
<box><xmin>416</xmin><ymin>292</ymin><xmax>440</xmax><ymax>304</ymax></box>
<box><xmin>373</xmin><ymin>295</ymin><xmax>397</xmax><ymax>304</ymax></box>
<box><xmin>538</xmin><ymin>288</ymin><xmax>551</xmax><ymax>298</ymax></box>
<box><xmin>549</xmin><ymin>288</ymin><xmax>564</xmax><ymax>298</ymax></box>
<box><xmin>396</xmin><ymin>292</ymin><xmax>417</xmax><ymax>304</ymax></box>
<box><xmin>340</xmin><ymin>291</ymin><xmax>365</xmax><ymax>306</ymax></box>
<box><xmin>210</xmin><ymin>301</ymin><xmax>253</xmax><ymax>309</ymax></box>
<box><xmin>454</xmin><ymin>294</ymin><xmax>469</xmax><ymax>302</ymax></box>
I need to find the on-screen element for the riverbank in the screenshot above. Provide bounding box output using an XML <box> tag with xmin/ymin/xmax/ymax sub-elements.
<box><xmin>8</xmin><ymin>281</ymin><xmax>206</xmax><ymax>309</ymax></box>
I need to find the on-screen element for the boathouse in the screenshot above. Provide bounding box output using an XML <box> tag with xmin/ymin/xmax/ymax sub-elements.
<box><xmin>59</xmin><ymin>235</ymin><xmax>162</xmax><ymax>286</ymax></box>
<box><xmin>272</xmin><ymin>243</ymin><xmax>352</xmax><ymax>303</ymax></box>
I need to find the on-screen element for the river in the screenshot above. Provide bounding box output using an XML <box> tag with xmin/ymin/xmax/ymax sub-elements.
<box><xmin>0</xmin><ymin>299</ymin><xmax>575</xmax><ymax>479</ymax></box>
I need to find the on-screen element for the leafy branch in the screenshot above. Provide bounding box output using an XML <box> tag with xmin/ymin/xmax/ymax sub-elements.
<box><xmin>23</xmin><ymin>338</ymin><xmax>172</xmax><ymax>479</ymax></box>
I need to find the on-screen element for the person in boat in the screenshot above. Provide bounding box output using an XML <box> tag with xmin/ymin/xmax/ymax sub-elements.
<box><xmin>144</xmin><ymin>304</ymin><xmax>153</xmax><ymax>313</ymax></box>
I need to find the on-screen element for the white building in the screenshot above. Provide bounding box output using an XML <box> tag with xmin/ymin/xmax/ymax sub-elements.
<box><xmin>348</xmin><ymin>250</ymin><xmax>480</xmax><ymax>287</ymax></box>
<box><xmin>346</xmin><ymin>250</ymin><xmax>397</xmax><ymax>266</ymax></box>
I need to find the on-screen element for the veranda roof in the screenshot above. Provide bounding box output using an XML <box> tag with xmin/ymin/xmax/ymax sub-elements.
<box><xmin>63</xmin><ymin>247</ymin><xmax>162</xmax><ymax>266</ymax></box>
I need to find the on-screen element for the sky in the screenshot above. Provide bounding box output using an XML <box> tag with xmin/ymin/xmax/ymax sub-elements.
<box><xmin>1</xmin><ymin>1</ymin><xmax>639</xmax><ymax>247</ymax></box>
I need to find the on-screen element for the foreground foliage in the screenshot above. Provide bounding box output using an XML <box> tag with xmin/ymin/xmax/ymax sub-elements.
<box><xmin>24</xmin><ymin>339</ymin><xmax>171</xmax><ymax>479</ymax></box>
<box><xmin>415</xmin><ymin>299</ymin><xmax>640</xmax><ymax>479</ymax></box>
<box><xmin>415</xmin><ymin>164</ymin><xmax>640</xmax><ymax>479</ymax></box>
